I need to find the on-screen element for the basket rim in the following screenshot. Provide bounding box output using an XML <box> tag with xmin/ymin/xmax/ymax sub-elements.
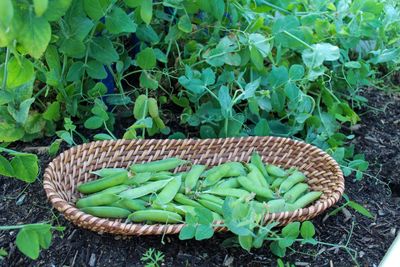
<box><xmin>43</xmin><ymin>136</ymin><xmax>345</xmax><ymax>235</ymax></box>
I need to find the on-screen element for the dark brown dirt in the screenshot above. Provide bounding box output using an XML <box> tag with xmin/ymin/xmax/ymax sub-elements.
<box><xmin>1</xmin><ymin>88</ymin><xmax>399</xmax><ymax>267</ymax></box>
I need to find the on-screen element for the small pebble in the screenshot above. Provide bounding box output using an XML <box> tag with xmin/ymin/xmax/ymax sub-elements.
<box><xmin>223</xmin><ymin>255</ymin><xmax>234</xmax><ymax>266</ymax></box>
<box><xmin>89</xmin><ymin>253</ymin><xmax>96</xmax><ymax>267</ymax></box>
<box><xmin>16</xmin><ymin>194</ymin><xmax>26</xmax><ymax>206</ymax></box>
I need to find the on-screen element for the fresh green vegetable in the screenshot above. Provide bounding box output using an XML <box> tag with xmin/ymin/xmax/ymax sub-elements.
<box><xmin>154</xmin><ymin>175</ymin><xmax>182</xmax><ymax>205</ymax></box>
<box><xmin>291</xmin><ymin>192</ymin><xmax>323</xmax><ymax>210</ymax></box>
<box><xmin>174</xmin><ymin>193</ymin><xmax>204</xmax><ymax>208</ymax></box>
<box><xmin>81</xmin><ymin>207</ymin><xmax>131</xmax><ymax>218</ymax></box>
<box><xmin>237</xmin><ymin>176</ymin><xmax>274</xmax><ymax>200</ymax></box>
<box><xmin>78</xmin><ymin>172</ymin><xmax>129</xmax><ymax>194</ymax></box>
<box><xmin>76</xmin><ymin>193</ymin><xmax>120</xmax><ymax>208</ymax></box>
<box><xmin>266</xmin><ymin>165</ymin><xmax>286</xmax><ymax>178</ymax></box>
<box><xmin>130</xmin><ymin>158</ymin><xmax>186</xmax><ymax>173</ymax></box>
<box><xmin>279</xmin><ymin>171</ymin><xmax>306</xmax><ymax>194</ymax></box>
<box><xmin>184</xmin><ymin>165</ymin><xmax>206</xmax><ymax>193</ymax></box>
<box><xmin>129</xmin><ymin>210</ymin><xmax>182</xmax><ymax>223</ymax></box>
<box><xmin>250</xmin><ymin>152</ymin><xmax>272</xmax><ymax>184</ymax></box>
<box><xmin>283</xmin><ymin>183</ymin><xmax>309</xmax><ymax>203</ymax></box>
<box><xmin>119</xmin><ymin>178</ymin><xmax>173</xmax><ymax>199</ymax></box>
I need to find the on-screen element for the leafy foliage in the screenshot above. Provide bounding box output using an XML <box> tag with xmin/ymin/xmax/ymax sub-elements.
<box><xmin>0</xmin><ymin>0</ymin><xmax>397</xmax><ymax>178</ymax></box>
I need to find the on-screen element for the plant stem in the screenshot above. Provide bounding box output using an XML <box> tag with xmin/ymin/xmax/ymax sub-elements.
<box><xmin>2</xmin><ymin>47</ymin><xmax>11</xmax><ymax>90</ymax></box>
<box><xmin>282</xmin><ymin>30</ymin><xmax>313</xmax><ymax>49</ymax></box>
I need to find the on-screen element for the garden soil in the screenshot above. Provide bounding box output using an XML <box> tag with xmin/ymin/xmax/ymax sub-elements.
<box><xmin>1</xmin><ymin>88</ymin><xmax>399</xmax><ymax>267</ymax></box>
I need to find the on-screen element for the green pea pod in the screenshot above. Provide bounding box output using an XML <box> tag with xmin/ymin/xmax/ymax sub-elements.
<box><xmin>265</xmin><ymin>164</ymin><xmax>286</xmax><ymax>178</ymax></box>
<box><xmin>148</xmin><ymin>97</ymin><xmax>159</xmax><ymax>118</ymax></box>
<box><xmin>91</xmin><ymin>168</ymin><xmax>127</xmax><ymax>177</ymax></box>
<box><xmin>279</xmin><ymin>171</ymin><xmax>306</xmax><ymax>194</ymax></box>
<box><xmin>185</xmin><ymin>165</ymin><xmax>206</xmax><ymax>194</ymax></box>
<box><xmin>266</xmin><ymin>199</ymin><xmax>286</xmax><ymax>213</ymax></box>
<box><xmin>140</xmin><ymin>194</ymin><xmax>156</xmax><ymax>203</ymax></box>
<box><xmin>148</xmin><ymin>171</ymin><xmax>174</xmax><ymax>181</ymax></box>
<box><xmin>291</xmin><ymin>191</ymin><xmax>322</xmax><ymax>210</ymax></box>
<box><xmin>91</xmin><ymin>185</ymin><xmax>130</xmax><ymax>196</ymax></box>
<box><xmin>81</xmin><ymin>206</ymin><xmax>131</xmax><ymax>218</ymax></box>
<box><xmin>271</xmin><ymin>178</ymin><xmax>285</xmax><ymax>190</ymax></box>
<box><xmin>198</xmin><ymin>199</ymin><xmax>223</xmax><ymax>215</ymax></box>
<box><xmin>215</xmin><ymin>178</ymin><xmax>240</xmax><ymax>189</ymax></box>
<box><xmin>151</xmin><ymin>202</ymin><xmax>186</xmax><ymax>216</ymax></box>
<box><xmin>198</xmin><ymin>193</ymin><xmax>224</xmax><ymax>206</ymax></box>
<box><xmin>76</xmin><ymin>193</ymin><xmax>121</xmax><ymax>208</ymax></box>
<box><xmin>206</xmin><ymin>188</ymin><xmax>251</xmax><ymax>198</ymax></box>
<box><xmin>130</xmin><ymin>158</ymin><xmax>187</xmax><ymax>173</ymax></box>
<box><xmin>203</xmin><ymin>162</ymin><xmax>244</xmax><ymax>187</ymax></box>
<box><xmin>283</xmin><ymin>183</ymin><xmax>309</xmax><ymax>203</ymax></box>
<box><xmin>238</xmin><ymin>176</ymin><xmax>274</xmax><ymax>200</ymax></box>
<box><xmin>250</xmin><ymin>152</ymin><xmax>273</xmax><ymax>184</ymax></box>
<box><xmin>247</xmin><ymin>164</ymin><xmax>269</xmax><ymax>188</ymax></box>
<box><xmin>124</xmin><ymin>172</ymin><xmax>152</xmax><ymax>185</ymax></box>
<box><xmin>78</xmin><ymin>172</ymin><xmax>129</xmax><ymax>194</ymax></box>
<box><xmin>119</xmin><ymin>178</ymin><xmax>173</xmax><ymax>199</ymax></box>
<box><xmin>174</xmin><ymin>193</ymin><xmax>204</xmax><ymax>208</ymax></box>
<box><xmin>129</xmin><ymin>210</ymin><xmax>182</xmax><ymax>223</ymax></box>
<box><xmin>154</xmin><ymin>175</ymin><xmax>182</xmax><ymax>205</ymax></box>
<box><xmin>133</xmin><ymin>94</ymin><xmax>148</xmax><ymax>120</ymax></box>
<box><xmin>118</xmin><ymin>198</ymin><xmax>148</xmax><ymax>211</ymax></box>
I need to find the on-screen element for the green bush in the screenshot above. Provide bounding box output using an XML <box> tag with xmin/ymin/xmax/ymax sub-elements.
<box><xmin>0</xmin><ymin>0</ymin><xmax>399</xmax><ymax>178</ymax></box>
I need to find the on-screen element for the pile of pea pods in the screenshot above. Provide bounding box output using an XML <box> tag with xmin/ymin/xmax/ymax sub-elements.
<box><xmin>76</xmin><ymin>152</ymin><xmax>322</xmax><ymax>223</ymax></box>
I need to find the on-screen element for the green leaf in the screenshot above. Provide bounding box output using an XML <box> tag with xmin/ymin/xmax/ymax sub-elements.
<box><xmin>48</xmin><ymin>139</ymin><xmax>62</xmax><ymax>157</ymax></box>
<box><xmin>19</xmin><ymin>14</ymin><xmax>51</xmax><ymax>59</ymax></box>
<box><xmin>178</xmin><ymin>15</ymin><xmax>192</xmax><ymax>33</ymax></box>
<box><xmin>279</xmin><ymin>222</ymin><xmax>300</xmax><ymax>247</ymax></box>
<box><xmin>106</xmin><ymin>7</ymin><xmax>137</xmax><ymax>34</ymax></box>
<box><xmin>212</xmin><ymin>0</ymin><xmax>225</xmax><ymax>20</ymax></box>
<box><xmin>16</xmin><ymin>228</ymin><xmax>40</xmax><ymax>259</ymax></box>
<box><xmin>347</xmin><ymin>201</ymin><xmax>374</xmax><ymax>218</ymax></box>
<box><xmin>248</xmin><ymin>33</ymin><xmax>270</xmax><ymax>57</ymax></box>
<box><xmin>238</xmin><ymin>235</ymin><xmax>253</xmax><ymax>252</ymax></box>
<box><xmin>140</xmin><ymin>0</ymin><xmax>153</xmax><ymax>25</ymax></box>
<box><xmin>0</xmin><ymin>90</ymin><xmax>13</xmax><ymax>105</ymax></box>
<box><xmin>10</xmin><ymin>154</ymin><xmax>39</xmax><ymax>183</ymax></box>
<box><xmin>33</xmin><ymin>0</ymin><xmax>49</xmax><ymax>17</ymax></box>
<box><xmin>302</xmin><ymin>43</ymin><xmax>340</xmax><ymax>68</ymax></box>
<box><xmin>243</xmin><ymin>79</ymin><xmax>260</xmax><ymax>99</ymax></box>
<box><xmin>0</xmin><ymin>0</ymin><xmax>14</xmax><ymax>28</ymax></box>
<box><xmin>83</xmin><ymin>0</ymin><xmax>111</xmax><ymax>21</ymax></box>
<box><xmin>88</xmin><ymin>82</ymin><xmax>108</xmax><ymax>98</ymax></box>
<box><xmin>93</xmin><ymin>133</ymin><xmax>115</xmax><ymax>140</ymax></box>
<box><xmin>60</xmin><ymin>38</ymin><xmax>86</xmax><ymax>58</ymax></box>
<box><xmin>0</xmin><ymin>57</ymin><xmax>35</xmax><ymax>89</ymax></box>
<box><xmin>289</xmin><ymin>64</ymin><xmax>305</xmax><ymax>80</ymax></box>
<box><xmin>254</xmin><ymin>119</ymin><xmax>270</xmax><ymax>136</ymax></box>
<box><xmin>8</xmin><ymin>98</ymin><xmax>35</xmax><ymax>124</ymax></box>
<box><xmin>195</xmin><ymin>225</ymin><xmax>214</xmax><ymax>241</ymax></box>
<box><xmin>284</xmin><ymin>82</ymin><xmax>300</xmax><ymax>101</ymax></box>
<box><xmin>300</xmin><ymin>221</ymin><xmax>315</xmax><ymax>239</ymax></box>
<box><xmin>200</xmin><ymin>125</ymin><xmax>217</xmax><ymax>139</ymax></box>
<box><xmin>0</xmin><ymin>155</ymin><xmax>14</xmax><ymax>177</ymax></box>
<box><xmin>44</xmin><ymin>0</ymin><xmax>72</xmax><ymax>21</ymax></box>
<box><xmin>56</xmin><ymin>130</ymin><xmax>74</xmax><ymax>145</ymax></box>
<box><xmin>139</xmin><ymin>71</ymin><xmax>159</xmax><ymax>89</ymax></box>
<box><xmin>179</xmin><ymin>225</ymin><xmax>196</xmax><ymax>240</ymax></box>
<box><xmin>218</xmin><ymin>86</ymin><xmax>231</xmax><ymax>118</ymax></box>
<box><xmin>84</xmin><ymin>116</ymin><xmax>104</xmax><ymax>129</ymax></box>
<box><xmin>24</xmin><ymin>113</ymin><xmax>46</xmax><ymax>134</ymax></box>
<box><xmin>0</xmin><ymin>123</ymin><xmax>25</xmax><ymax>142</ymax></box>
<box><xmin>89</xmin><ymin>37</ymin><xmax>119</xmax><ymax>64</ymax></box>
<box><xmin>86</xmin><ymin>61</ymin><xmax>107</xmax><ymax>79</ymax></box>
<box><xmin>344</xmin><ymin>61</ymin><xmax>361</xmax><ymax>69</ymax></box>
<box><xmin>136</xmin><ymin>48</ymin><xmax>156</xmax><ymax>70</ymax></box>
<box><xmin>43</xmin><ymin>102</ymin><xmax>61</xmax><ymax>121</ymax></box>
<box><xmin>282</xmin><ymin>222</ymin><xmax>300</xmax><ymax>238</ymax></box>
<box><xmin>250</xmin><ymin>47</ymin><xmax>264</xmax><ymax>70</ymax></box>
<box><xmin>270</xmin><ymin>241</ymin><xmax>286</xmax><ymax>257</ymax></box>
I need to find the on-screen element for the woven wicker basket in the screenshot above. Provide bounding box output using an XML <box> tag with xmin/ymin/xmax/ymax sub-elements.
<box><xmin>43</xmin><ymin>136</ymin><xmax>344</xmax><ymax>236</ymax></box>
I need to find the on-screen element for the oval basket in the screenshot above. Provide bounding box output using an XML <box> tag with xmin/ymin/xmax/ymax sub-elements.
<box><xmin>43</xmin><ymin>136</ymin><xmax>344</xmax><ymax>236</ymax></box>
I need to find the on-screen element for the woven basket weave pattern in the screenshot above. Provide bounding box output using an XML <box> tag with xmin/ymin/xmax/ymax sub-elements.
<box><xmin>43</xmin><ymin>137</ymin><xmax>344</xmax><ymax>235</ymax></box>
